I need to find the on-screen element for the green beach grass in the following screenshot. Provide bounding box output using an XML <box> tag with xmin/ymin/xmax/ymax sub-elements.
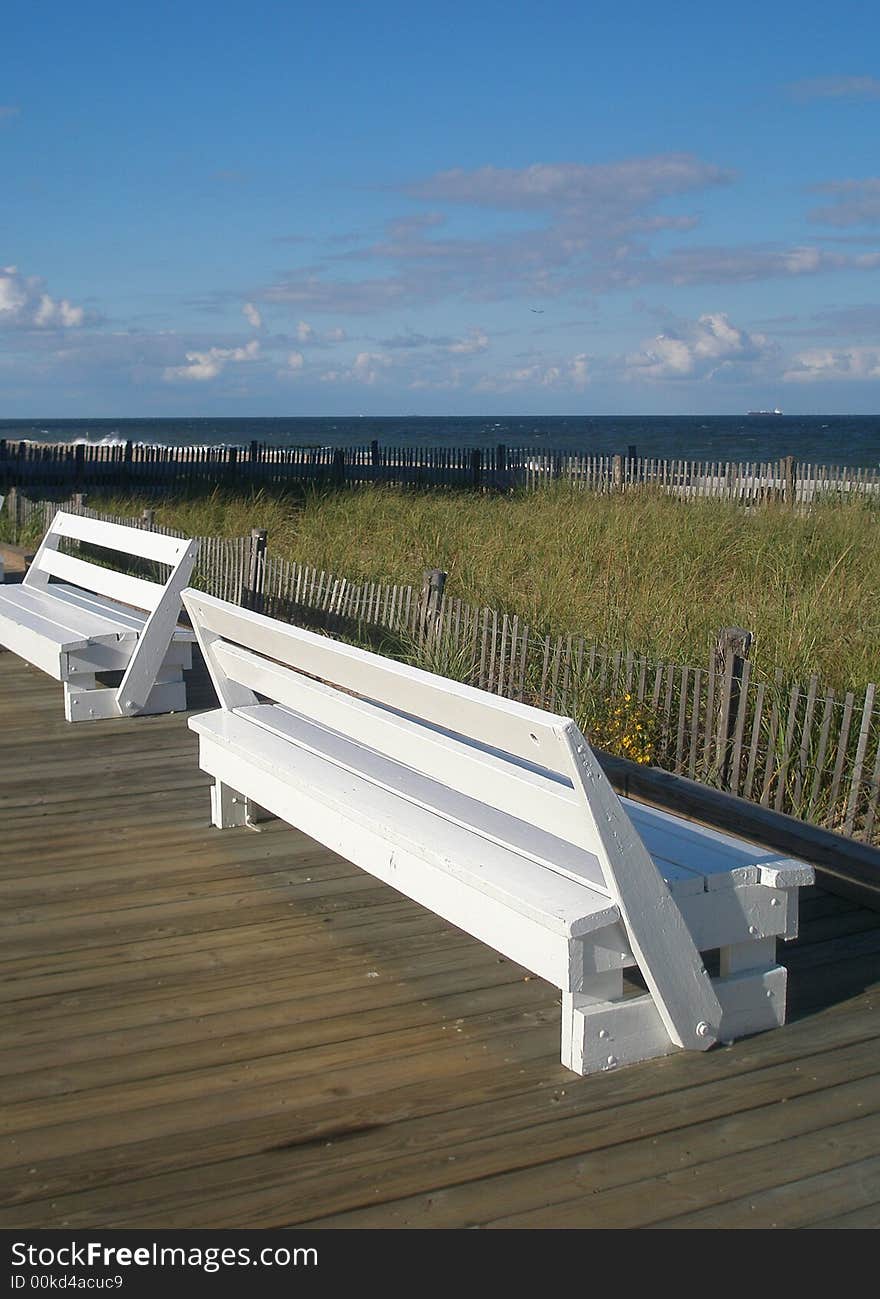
<box><xmin>15</xmin><ymin>483</ymin><xmax>880</xmax><ymax>690</ymax></box>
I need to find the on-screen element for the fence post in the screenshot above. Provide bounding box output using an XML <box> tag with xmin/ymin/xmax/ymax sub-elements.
<box><xmin>496</xmin><ymin>443</ymin><xmax>507</xmax><ymax>490</ymax></box>
<box><xmin>332</xmin><ymin>447</ymin><xmax>346</xmax><ymax>485</ymax></box>
<box><xmin>612</xmin><ymin>454</ymin><xmax>623</xmax><ymax>491</ymax></box>
<box><xmin>470</xmin><ymin>449</ymin><xmax>482</xmax><ymax>489</ymax></box>
<box><xmin>782</xmin><ymin>455</ymin><xmax>796</xmax><ymax>508</ymax></box>
<box><xmin>6</xmin><ymin>486</ymin><xmax>19</xmax><ymax>543</ymax></box>
<box><xmin>246</xmin><ymin>527</ymin><xmax>268</xmax><ymax>613</ymax></box>
<box><xmin>225</xmin><ymin>445</ymin><xmax>238</xmax><ymax>487</ymax></box>
<box><xmin>418</xmin><ymin>567</ymin><xmax>446</xmax><ymax>644</ymax></box>
<box><xmin>141</xmin><ymin>508</ymin><xmax>155</xmax><ymax>529</ymax></box>
<box><xmin>715</xmin><ymin>626</ymin><xmax>753</xmax><ymax>788</ymax></box>
<box><xmin>370</xmin><ymin>440</ymin><xmax>380</xmax><ymax>467</ymax></box>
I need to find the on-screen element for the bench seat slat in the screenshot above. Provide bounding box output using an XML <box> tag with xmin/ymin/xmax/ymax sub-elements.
<box><xmin>48</xmin><ymin>585</ymin><xmax>196</xmax><ymax>641</ymax></box>
<box><xmin>191</xmin><ymin>708</ymin><xmax>619</xmax><ymax>944</ymax></box>
<box><xmin>0</xmin><ymin>596</ymin><xmax>90</xmax><ymax>677</ymax></box>
<box><xmin>44</xmin><ymin>584</ymin><xmax>151</xmax><ymax>632</ymax></box>
<box><xmin>0</xmin><ymin>590</ymin><xmax>94</xmax><ymax>650</ymax></box>
<box><xmin>234</xmin><ymin>701</ymin><xmax>613</xmax><ymax>899</ymax></box>
<box><xmin>626</xmin><ymin>801</ymin><xmax>778</xmax><ymax>881</ymax></box>
<box><xmin>1</xmin><ymin>584</ymin><xmax>141</xmax><ymax>641</ymax></box>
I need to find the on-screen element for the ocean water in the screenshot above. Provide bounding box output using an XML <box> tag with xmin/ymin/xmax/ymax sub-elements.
<box><xmin>2</xmin><ymin>414</ymin><xmax>880</xmax><ymax>467</ymax></box>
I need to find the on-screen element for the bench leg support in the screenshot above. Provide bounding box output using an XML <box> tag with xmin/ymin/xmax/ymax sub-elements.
<box><xmin>211</xmin><ymin>780</ymin><xmax>249</xmax><ymax>829</ymax></box>
<box><xmin>720</xmin><ymin>936</ymin><xmax>777</xmax><ymax>977</ymax></box>
<box><xmin>64</xmin><ymin>679</ymin><xmax>119</xmax><ymax>722</ymax></box>
<box><xmin>562</xmin><ymin>966</ymin><xmax>788</xmax><ymax>1074</ymax></box>
<box><xmin>117</xmin><ymin>676</ymin><xmax>187</xmax><ymax>717</ymax></box>
<box><xmin>64</xmin><ymin>677</ymin><xmax>187</xmax><ymax>721</ymax></box>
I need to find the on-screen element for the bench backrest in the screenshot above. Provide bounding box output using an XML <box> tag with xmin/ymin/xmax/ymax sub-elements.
<box><xmin>26</xmin><ymin>511</ymin><xmax>197</xmax><ymax>615</ymax></box>
<box><xmin>182</xmin><ymin>587</ymin><xmax>724</xmax><ymax>1052</ymax></box>
<box><xmin>29</xmin><ymin>512</ymin><xmax>199</xmax><ymax>711</ymax></box>
<box><xmin>184</xmin><ymin>587</ymin><xmax>602</xmax><ymax>852</ymax></box>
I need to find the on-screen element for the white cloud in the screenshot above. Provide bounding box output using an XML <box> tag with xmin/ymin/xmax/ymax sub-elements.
<box><xmin>351</xmin><ymin>351</ymin><xmax>391</xmax><ymax>384</ymax></box>
<box><xmin>243</xmin><ymin>302</ymin><xmax>262</xmax><ymax>328</ymax></box>
<box><xmin>783</xmin><ymin>346</ymin><xmax>880</xmax><ymax>382</ymax></box>
<box><xmin>287</xmin><ymin>350</ymin><xmax>304</xmax><ymax>370</ymax></box>
<box><xmin>626</xmin><ymin>312</ymin><xmax>776</xmax><ymax>380</ymax></box>
<box><xmin>607</xmin><ymin>243</ymin><xmax>880</xmax><ymax>289</ymax></box>
<box><xmin>0</xmin><ymin>265</ymin><xmax>85</xmax><ymax>329</ymax></box>
<box><xmin>407</xmin><ymin>155</ymin><xmax>732</xmax><ymax>214</ymax></box>
<box><xmin>319</xmin><ymin>351</ymin><xmax>392</xmax><ymax>386</ymax></box>
<box><xmin>569</xmin><ymin>353</ymin><xmax>589</xmax><ymax>387</ymax></box>
<box><xmin>476</xmin><ymin>351</ymin><xmax>590</xmax><ymax>392</ymax></box>
<box><xmin>408</xmin><ymin>371</ymin><xmax>464</xmax><ymax>391</ymax></box>
<box><xmin>293</xmin><ymin>319</ymin><xmax>346</xmax><ymax>344</ymax></box>
<box><xmin>809</xmin><ymin>178</ymin><xmax>880</xmax><ymax>227</ymax></box>
<box><xmin>258</xmin><ymin>152</ymin><xmax>736</xmax><ymax>314</ymax></box>
<box><xmin>163</xmin><ymin>339</ymin><xmax>260</xmax><ymax>382</ymax></box>
<box><xmin>788</xmin><ymin>76</ymin><xmax>880</xmax><ymax>102</ymax></box>
<box><xmin>447</xmin><ymin>327</ymin><xmax>489</xmax><ymax>355</ymax></box>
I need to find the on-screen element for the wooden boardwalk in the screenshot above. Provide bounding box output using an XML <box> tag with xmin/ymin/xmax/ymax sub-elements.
<box><xmin>1</xmin><ymin>651</ymin><xmax>879</xmax><ymax>1229</ymax></box>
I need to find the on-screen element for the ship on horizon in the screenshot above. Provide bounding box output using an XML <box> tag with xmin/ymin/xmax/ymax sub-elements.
<box><xmin>747</xmin><ymin>407</ymin><xmax>783</xmax><ymax>415</ymax></box>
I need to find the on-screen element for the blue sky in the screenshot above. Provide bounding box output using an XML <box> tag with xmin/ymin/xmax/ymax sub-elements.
<box><xmin>2</xmin><ymin>0</ymin><xmax>880</xmax><ymax>415</ymax></box>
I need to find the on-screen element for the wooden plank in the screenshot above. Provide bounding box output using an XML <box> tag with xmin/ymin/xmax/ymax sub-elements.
<box><xmin>559</xmin><ymin>729</ymin><xmax>721</xmax><ymax>1051</ymax></box>
<box><xmin>808</xmin><ymin>687</ymin><xmax>837</xmax><ymax>811</ymax></box>
<box><xmin>728</xmin><ymin>658</ymin><xmax>751</xmax><ymax>796</ymax></box>
<box><xmin>210</xmin><ymin>644</ymin><xmax>596</xmax><ymax>856</ymax></box>
<box><xmin>598</xmin><ymin>749</ymin><xmax>880</xmax><ymax>910</ymax></box>
<box><xmin>760</xmin><ymin>669</ymin><xmax>785</xmax><ymax>806</ymax></box>
<box><xmin>0</xmin><ymin>584</ymin><xmax>142</xmax><ymax>639</ymax></box>
<box><xmin>860</xmin><ymin>730</ymin><xmax>880</xmax><ymax>842</ymax></box>
<box><xmin>47</xmin><ymin>511</ymin><xmax>191</xmax><ymax>566</ymax></box>
<box><xmin>792</xmin><ymin>674</ymin><xmax>819</xmax><ymax>811</ymax></box>
<box><xmin>273</xmin><ymin>1063</ymin><xmax>880</xmax><ymax>1231</ymax></box>
<box><xmin>36</xmin><ymin>548</ymin><xmax>165</xmax><ymax>613</ymax></box>
<box><xmin>828</xmin><ymin>690</ymin><xmax>856</xmax><ymax>822</ymax></box>
<box><xmin>117</xmin><ymin>538</ymin><xmax>198</xmax><ymax>711</ymax></box>
<box><xmin>774</xmin><ymin>680</ymin><xmax>802</xmax><ymax>812</ymax></box>
<box><xmin>742</xmin><ymin>678</ymin><xmax>765</xmax><ymax>801</ymax></box>
<box><xmin>184</xmin><ymin>589</ymin><xmax>585</xmax><ymax>773</ymax></box>
<box><xmin>674</xmin><ymin>665</ymin><xmax>688</xmax><ymax>773</ymax></box>
<box><xmin>844</xmin><ymin>683</ymin><xmax>876</xmax><ymax>836</ymax></box>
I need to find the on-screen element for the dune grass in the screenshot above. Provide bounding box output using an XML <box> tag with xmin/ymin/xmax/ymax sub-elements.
<box><xmin>66</xmin><ymin>483</ymin><xmax>880</xmax><ymax>689</ymax></box>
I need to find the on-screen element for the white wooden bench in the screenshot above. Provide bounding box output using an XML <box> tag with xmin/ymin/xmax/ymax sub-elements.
<box><xmin>0</xmin><ymin>511</ymin><xmax>199</xmax><ymax>721</ymax></box>
<box><xmin>183</xmin><ymin>589</ymin><xmax>814</xmax><ymax>1075</ymax></box>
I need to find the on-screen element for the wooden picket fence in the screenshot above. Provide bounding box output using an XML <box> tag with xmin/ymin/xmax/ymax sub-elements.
<box><xmin>1</xmin><ymin>440</ymin><xmax>878</xmax><ymax>506</ymax></box>
<box><xmin>10</xmin><ymin>494</ymin><xmax>880</xmax><ymax>847</ymax></box>
<box><xmin>250</xmin><ymin>555</ymin><xmax>880</xmax><ymax>845</ymax></box>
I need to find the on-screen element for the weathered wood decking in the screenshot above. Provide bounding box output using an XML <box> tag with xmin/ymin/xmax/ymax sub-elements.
<box><xmin>1</xmin><ymin>651</ymin><xmax>878</xmax><ymax>1229</ymax></box>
